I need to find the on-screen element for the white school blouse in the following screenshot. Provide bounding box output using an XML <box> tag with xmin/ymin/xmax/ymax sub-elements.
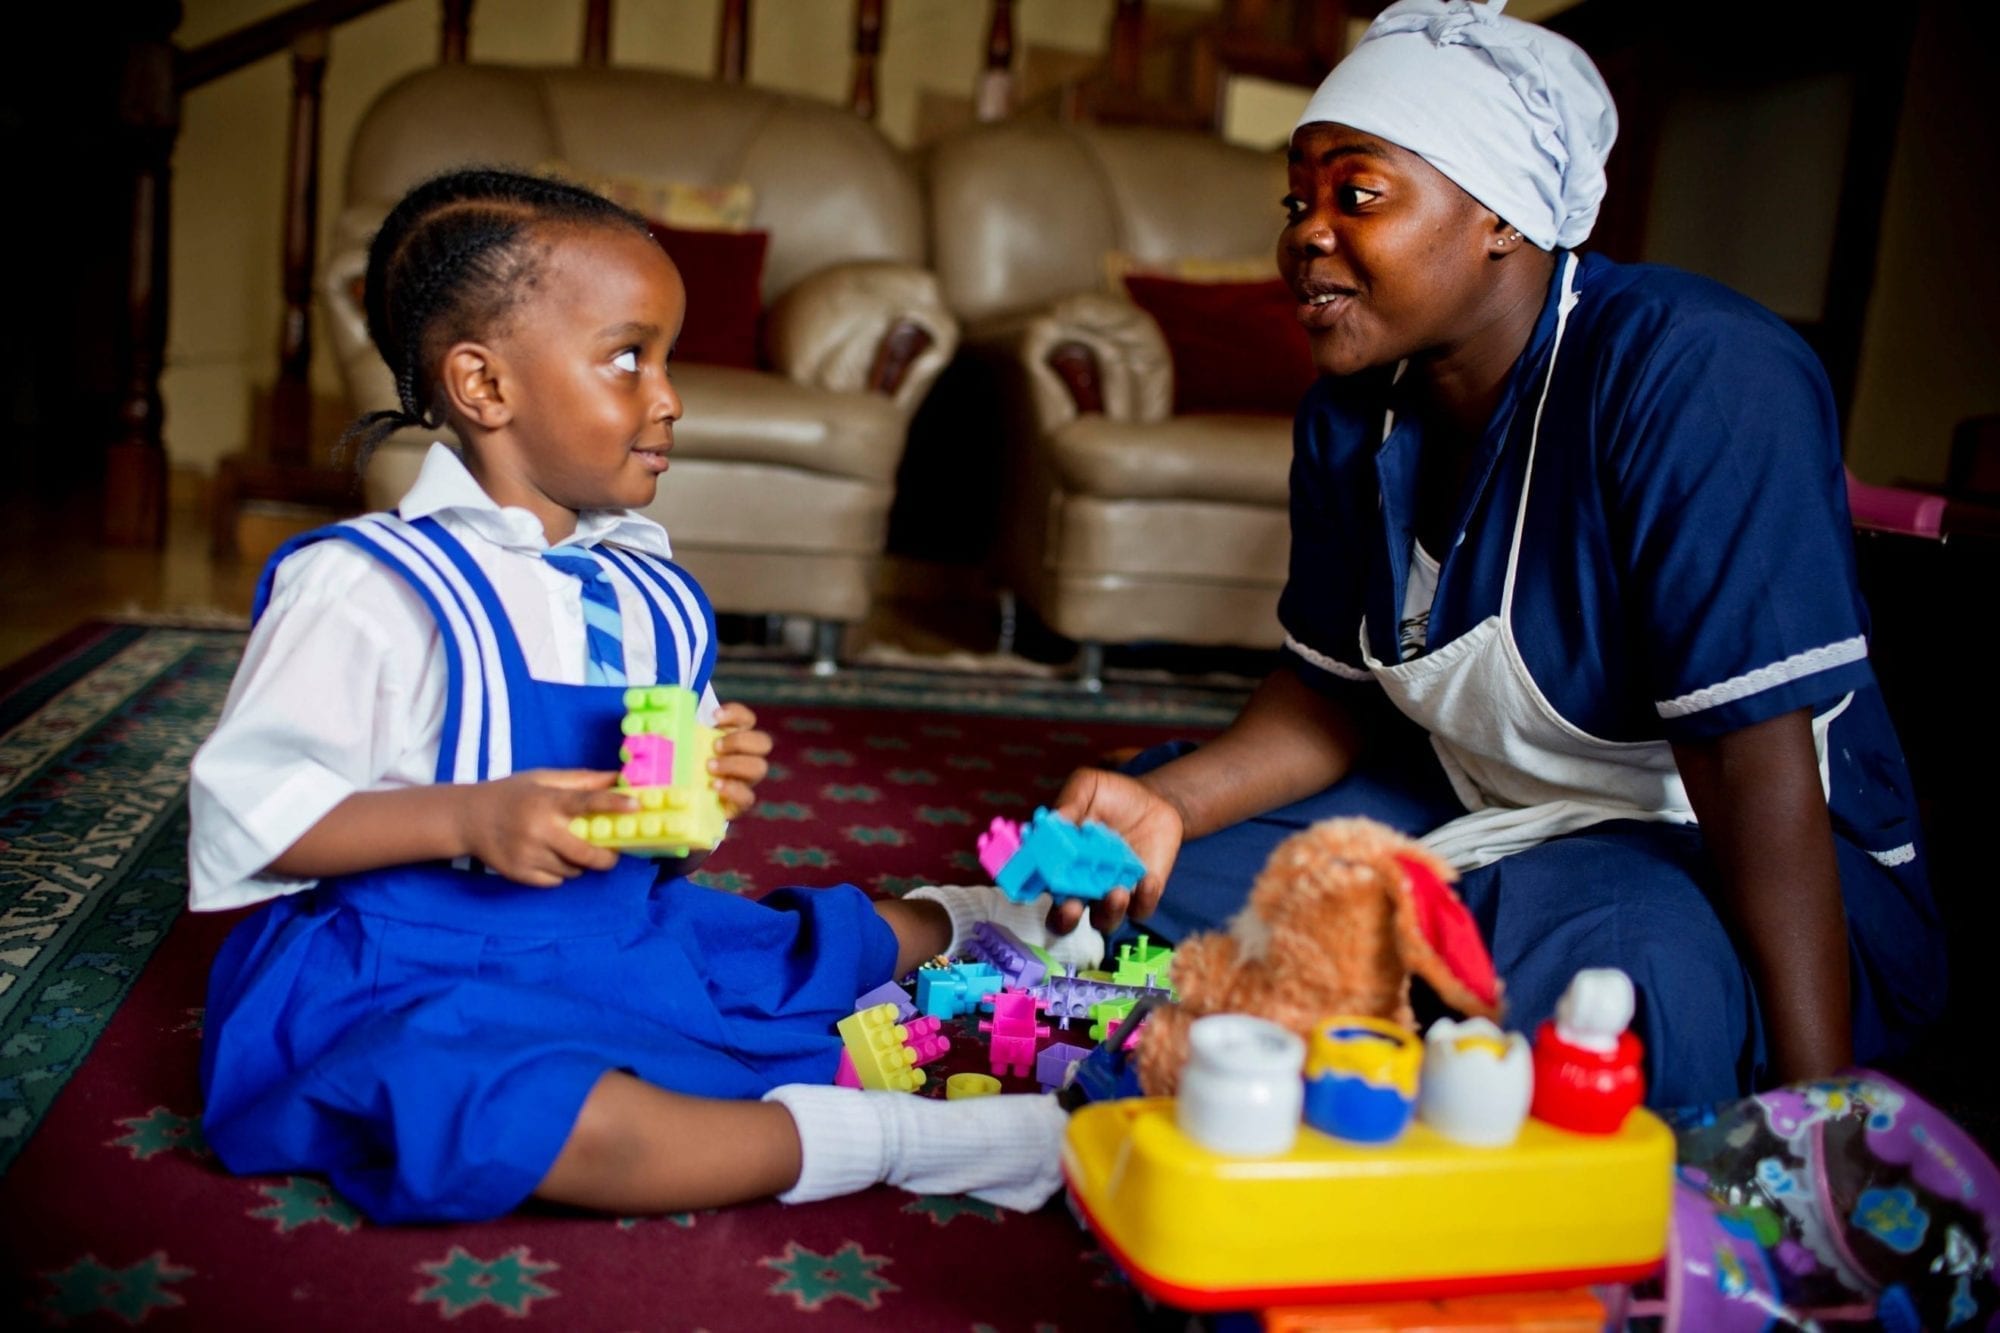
<box><xmin>188</xmin><ymin>442</ymin><xmax>719</xmax><ymax>913</ymax></box>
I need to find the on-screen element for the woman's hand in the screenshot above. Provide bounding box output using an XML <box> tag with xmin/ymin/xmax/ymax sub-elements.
<box><xmin>1048</xmin><ymin>768</ymin><xmax>1187</xmax><ymax>937</ymax></box>
<box><xmin>457</xmin><ymin>769</ymin><xmax>635</xmax><ymax>887</ymax></box>
<box><xmin>707</xmin><ymin>702</ymin><xmax>772</xmax><ymax>818</ymax></box>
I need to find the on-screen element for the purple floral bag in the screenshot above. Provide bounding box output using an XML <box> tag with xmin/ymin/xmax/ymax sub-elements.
<box><xmin>1644</xmin><ymin>1072</ymin><xmax>1998</xmax><ymax>1331</ymax></box>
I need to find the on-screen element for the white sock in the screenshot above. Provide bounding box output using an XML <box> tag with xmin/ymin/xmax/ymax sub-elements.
<box><xmin>902</xmin><ymin>884</ymin><xmax>1105</xmax><ymax>972</ymax></box>
<box><xmin>763</xmin><ymin>1084</ymin><xmax>1068</xmax><ymax>1212</ymax></box>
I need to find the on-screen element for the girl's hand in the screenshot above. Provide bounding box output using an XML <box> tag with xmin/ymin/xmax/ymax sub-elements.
<box><xmin>1050</xmin><ymin>767</ymin><xmax>1186</xmax><ymax>937</ymax></box>
<box><xmin>708</xmin><ymin>702</ymin><xmax>773</xmax><ymax>818</ymax></box>
<box><xmin>458</xmin><ymin>769</ymin><xmax>635</xmax><ymax>887</ymax></box>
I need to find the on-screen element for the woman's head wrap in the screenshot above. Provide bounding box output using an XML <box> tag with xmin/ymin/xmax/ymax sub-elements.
<box><xmin>1294</xmin><ymin>0</ymin><xmax>1617</xmax><ymax>250</ymax></box>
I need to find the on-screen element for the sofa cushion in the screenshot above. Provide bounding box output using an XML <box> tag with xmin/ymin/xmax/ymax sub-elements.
<box><xmin>669</xmin><ymin>362</ymin><xmax>908</xmax><ymax>484</ymax></box>
<box><xmin>1122</xmin><ymin>272</ymin><xmax>1318</xmax><ymax>416</ymax></box>
<box><xmin>1045</xmin><ymin>413</ymin><xmax>1294</xmax><ymax>506</ymax></box>
<box><xmin>647</xmin><ymin>223</ymin><xmax>768</xmax><ymax>369</ymax></box>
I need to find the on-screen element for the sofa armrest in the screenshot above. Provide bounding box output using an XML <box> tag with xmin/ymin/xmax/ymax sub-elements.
<box><xmin>1018</xmin><ymin>292</ymin><xmax>1172</xmax><ymax>432</ymax></box>
<box><xmin>320</xmin><ymin>206</ymin><xmax>397</xmax><ymax>418</ymax></box>
<box><xmin>764</xmin><ymin>262</ymin><xmax>961</xmax><ymax>414</ymax></box>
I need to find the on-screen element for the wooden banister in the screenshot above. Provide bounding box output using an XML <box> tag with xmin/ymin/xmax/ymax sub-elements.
<box><xmin>176</xmin><ymin>0</ymin><xmax>398</xmax><ymax>91</ymax></box>
<box><xmin>717</xmin><ymin>0</ymin><xmax>749</xmax><ymax>83</ymax></box>
<box><xmin>850</xmin><ymin>0</ymin><xmax>884</xmax><ymax>120</ymax></box>
<box><xmin>581</xmin><ymin>0</ymin><xmax>611</xmax><ymax>67</ymax></box>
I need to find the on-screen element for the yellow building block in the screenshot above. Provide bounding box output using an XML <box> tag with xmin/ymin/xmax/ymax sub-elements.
<box><xmin>836</xmin><ymin>1003</ymin><xmax>925</xmax><ymax>1093</ymax></box>
<box><xmin>569</xmin><ymin>685</ymin><xmax>729</xmax><ymax>857</ymax></box>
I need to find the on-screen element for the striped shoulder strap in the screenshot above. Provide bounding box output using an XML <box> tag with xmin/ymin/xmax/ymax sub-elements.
<box><xmin>254</xmin><ymin>514</ymin><xmax>515</xmax><ymax>785</ymax></box>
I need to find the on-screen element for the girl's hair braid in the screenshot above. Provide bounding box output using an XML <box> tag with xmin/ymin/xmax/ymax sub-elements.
<box><xmin>337</xmin><ymin>167</ymin><xmax>652</xmax><ymax>468</ymax></box>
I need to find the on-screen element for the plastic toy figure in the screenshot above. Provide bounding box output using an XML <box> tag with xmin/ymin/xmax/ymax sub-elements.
<box><xmin>1531</xmin><ymin>968</ymin><xmax>1644</xmax><ymax>1134</ymax></box>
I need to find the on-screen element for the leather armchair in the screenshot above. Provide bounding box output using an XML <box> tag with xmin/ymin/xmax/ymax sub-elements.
<box><xmin>322</xmin><ymin>64</ymin><xmax>959</xmax><ymax>667</ymax></box>
<box><xmin>925</xmin><ymin>120</ymin><xmax>1296</xmax><ymax>684</ymax></box>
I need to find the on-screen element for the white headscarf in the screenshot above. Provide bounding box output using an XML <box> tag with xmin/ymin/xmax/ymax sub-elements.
<box><xmin>1294</xmin><ymin>0</ymin><xmax>1617</xmax><ymax>251</ymax></box>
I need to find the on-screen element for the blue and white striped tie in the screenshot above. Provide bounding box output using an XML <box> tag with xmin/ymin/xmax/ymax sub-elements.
<box><xmin>541</xmin><ymin>546</ymin><xmax>628</xmax><ymax>686</ymax></box>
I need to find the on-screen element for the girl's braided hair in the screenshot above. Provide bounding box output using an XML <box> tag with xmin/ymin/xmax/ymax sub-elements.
<box><xmin>340</xmin><ymin>167</ymin><xmax>651</xmax><ymax>466</ymax></box>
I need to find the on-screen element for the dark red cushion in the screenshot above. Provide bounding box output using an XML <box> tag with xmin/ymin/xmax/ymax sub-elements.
<box><xmin>1122</xmin><ymin>273</ymin><xmax>1319</xmax><ymax>416</ymax></box>
<box><xmin>645</xmin><ymin>223</ymin><xmax>769</xmax><ymax>370</ymax></box>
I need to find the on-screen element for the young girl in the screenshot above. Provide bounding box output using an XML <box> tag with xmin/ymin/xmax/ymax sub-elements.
<box><xmin>189</xmin><ymin>168</ymin><xmax>1092</xmax><ymax>1225</ymax></box>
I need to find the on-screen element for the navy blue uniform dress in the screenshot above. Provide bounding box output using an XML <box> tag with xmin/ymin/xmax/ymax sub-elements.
<box><xmin>1135</xmin><ymin>252</ymin><xmax>1945</xmax><ymax>1108</ymax></box>
<box><xmin>199</xmin><ymin>514</ymin><xmax>899</xmax><ymax>1222</ymax></box>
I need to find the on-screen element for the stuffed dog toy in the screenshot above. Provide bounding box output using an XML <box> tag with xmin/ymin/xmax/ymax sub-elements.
<box><xmin>1137</xmin><ymin>816</ymin><xmax>1505</xmax><ymax>1096</ymax></box>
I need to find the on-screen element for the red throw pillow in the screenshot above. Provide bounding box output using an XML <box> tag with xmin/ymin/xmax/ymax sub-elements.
<box><xmin>1122</xmin><ymin>273</ymin><xmax>1319</xmax><ymax>416</ymax></box>
<box><xmin>645</xmin><ymin>223</ymin><xmax>769</xmax><ymax>370</ymax></box>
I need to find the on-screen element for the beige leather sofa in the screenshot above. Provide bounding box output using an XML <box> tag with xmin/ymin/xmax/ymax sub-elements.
<box><xmin>926</xmin><ymin>121</ymin><xmax>1296</xmax><ymax>685</ymax></box>
<box><xmin>322</xmin><ymin>65</ymin><xmax>958</xmax><ymax>668</ymax></box>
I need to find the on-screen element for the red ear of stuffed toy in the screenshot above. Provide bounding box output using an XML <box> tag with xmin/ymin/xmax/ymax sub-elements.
<box><xmin>1392</xmin><ymin>853</ymin><xmax>1500</xmax><ymax>1010</ymax></box>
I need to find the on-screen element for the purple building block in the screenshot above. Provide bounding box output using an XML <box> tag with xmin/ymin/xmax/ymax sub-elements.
<box><xmin>1036</xmin><ymin>1041</ymin><xmax>1093</xmax><ymax>1093</ymax></box>
<box><xmin>1028</xmin><ymin>968</ymin><xmax>1172</xmax><ymax>1026</ymax></box>
<box><xmin>960</xmin><ymin>920</ymin><xmax>1047</xmax><ymax>990</ymax></box>
<box><xmin>854</xmin><ymin>980</ymin><xmax>917</xmax><ymax>1022</ymax></box>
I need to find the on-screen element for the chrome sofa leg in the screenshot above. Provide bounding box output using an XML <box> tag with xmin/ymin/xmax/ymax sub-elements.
<box><xmin>811</xmin><ymin>620</ymin><xmax>843</xmax><ymax>676</ymax></box>
<box><xmin>995</xmin><ymin>588</ymin><xmax>1018</xmax><ymax>657</ymax></box>
<box><xmin>1075</xmin><ymin>641</ymin><xmax>1105</xmax><ymax>693</ymax></box>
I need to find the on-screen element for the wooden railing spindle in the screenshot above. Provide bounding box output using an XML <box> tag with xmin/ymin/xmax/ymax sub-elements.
<box><xmin>439</xmin><ymin>0</ymin><xmax>471</xmax><ymax>64</ymax></box>
<box><xmin>1109</xmin><ymin>0</ymin><xmax>1145</xmax><ymax>97</ymax></box>
<box><xmin>269</xmin><ymin>27</ymin><xmax>327</xmax><ymax>471</ymax></box>
<box><xmin>717</xmin><ymin>0</ymin><xmax>749</xmax><ymax>83</ymax></box>
<box><xmin>581</xmin><ymin>0</ymin><xmax>611</xmax><ymax>67</ymax></box>
<box><xmin>850</xmin><ymin>0</ymin><xmax>883</xmax><ymax>119</ymax></box>
<box><xmin>105</xmin><ymin>0</ymin><xmax>182</xmax><ymax>547</ymax></box>
<box><xmin>976</xmin><ymin>0</ymin><xmax>1013</xmax><ymax>122</ymax></box>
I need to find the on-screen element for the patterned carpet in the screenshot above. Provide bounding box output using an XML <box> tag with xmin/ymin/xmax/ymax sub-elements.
<box><xmin>0</xmin><ymin>623</ymin><xmax>1249</xmax><ymax>1330</ymax></box>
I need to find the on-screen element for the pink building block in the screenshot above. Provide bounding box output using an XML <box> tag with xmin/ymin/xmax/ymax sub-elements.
<box><xmin>619</xmin><ymin>733</ymin><xmax>675</xmax><ymax>788</ymax></box>
<box><xmin>834</xmin><ymin>1048</ymin><xmax>861</xmax><ymax>1088</ymax></box>
<box><xmin>976</xmin><ymin>816</ymin><xmax>1022</xmax><ymax>880</ymax></box>
<box><xmin>902</xmin><ymin>1015</ymin><xmax>950</xmax><ymax>1065</ymax></box>
<box><xmin>978</xmin><ymin>991</ymin><xmax>1050</xmax><ymax>1079</ymax></box>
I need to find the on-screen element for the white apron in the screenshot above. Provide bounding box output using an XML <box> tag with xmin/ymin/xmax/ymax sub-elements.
<box><xmin>1358</xmin><ymin>255</ymin><xmax>1842</xmax><ymax>871</ymax></box>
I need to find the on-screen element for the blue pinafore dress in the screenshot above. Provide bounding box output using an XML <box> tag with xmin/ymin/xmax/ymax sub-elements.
<box><xmin>199</xmin><ymin>513</ymin><xmax>898</xmax><ymax>1223</ymax></box>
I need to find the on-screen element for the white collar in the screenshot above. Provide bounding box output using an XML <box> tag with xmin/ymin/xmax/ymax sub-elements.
<box><xmin>395</xmin><ymin>442</ymin><xmax>673</xmax><ymax>557</ymax></box>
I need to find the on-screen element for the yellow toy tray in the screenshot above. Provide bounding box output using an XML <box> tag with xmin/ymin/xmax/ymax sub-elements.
<box><xmin>1062</xmin><ymin>1097</ymin><xmax>1671</xmax><ymax>1311</ymax></box>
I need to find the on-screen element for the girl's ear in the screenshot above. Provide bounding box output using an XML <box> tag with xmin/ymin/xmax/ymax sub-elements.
<box><xmin>439</xmin><ymin>341</ymin><xmax>509</xmax><ymax>429</ymax></box>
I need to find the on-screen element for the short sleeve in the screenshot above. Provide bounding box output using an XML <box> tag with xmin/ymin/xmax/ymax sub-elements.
<box><xmin>187</xmin><ymin>543</ymin><xmax>445</xmax><ymax>911</ymax></box>
<box><xmin>1609</xmin><ymin>308</ymin><xmax>1874</xmax><ymax>741</ymax></box>
<box><xmin>1277</xmin><ymin>379</ymin><xmax>1380</xmax><ymax>695</ymax></box>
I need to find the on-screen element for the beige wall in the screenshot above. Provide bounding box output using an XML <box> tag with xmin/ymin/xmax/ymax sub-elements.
<box><xmin>1845</xmin><ymin>2</ymin><xmax>1999</xmax><ymax>485</ymax></box>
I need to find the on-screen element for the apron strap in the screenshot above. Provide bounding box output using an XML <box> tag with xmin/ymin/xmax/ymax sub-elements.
<box><xmin>1501</xmin><ymin>251</ymin><xmax>1582</xmax><ymax>623</ymax></box>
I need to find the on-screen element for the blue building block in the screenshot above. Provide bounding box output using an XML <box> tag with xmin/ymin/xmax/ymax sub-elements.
<box><xmin>989</xmin><ymin>807</ymin><xmax>1145</xmax><ymax>906</ymax></box>
<box><xmin>915</xmin><ymin>961</ymin><xmax>1003</xmax><ymax>1021</ymax></box>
